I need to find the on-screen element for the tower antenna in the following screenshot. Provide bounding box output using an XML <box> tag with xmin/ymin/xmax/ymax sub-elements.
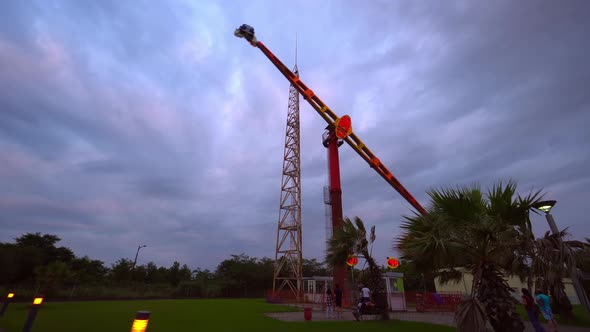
<box><xmin>295</xmin><ymin>33</ymin><xmax>298</xmax><ymax>66</ymax></box>
<box><xmin>272</xmin><ymin>39</ymin><xmax>302</xmax><ymax>300</ymax></box>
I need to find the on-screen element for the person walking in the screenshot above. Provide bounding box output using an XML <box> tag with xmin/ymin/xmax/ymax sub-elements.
<box><xmin>522</xmin><ymin>288</ymin><xmax>545</xmax><ymax>332</ymax></box>
<box><xmin>334</xmin><ymin>284</ymin><xmax>343</xmax><ymax>319</ymax></box>
<box><xmin>325</xmin><ymin>287</ymin><xmax>334</xmax><ymax>319</ymax></box>
<box><xmin>535</xmin><ymin>289</ymin><xmax>558</xmax><ymax>332</ymax></box>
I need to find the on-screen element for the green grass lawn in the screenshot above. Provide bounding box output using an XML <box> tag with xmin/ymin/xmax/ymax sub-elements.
<box><xmin>0</xmin><ymin>299</ymin><xmax>454</xmax><ymax>332</ymax></box>
<box><xmin>516</xmin><ymin>304</ymin><xmax>590</xmax><ymax>328</ymax></box>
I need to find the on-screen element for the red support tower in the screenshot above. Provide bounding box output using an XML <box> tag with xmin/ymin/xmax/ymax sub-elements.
<box><xmin>322</xmin><ymin>129</ymin><xmax>349</xmax><ymax>305</ymax></box>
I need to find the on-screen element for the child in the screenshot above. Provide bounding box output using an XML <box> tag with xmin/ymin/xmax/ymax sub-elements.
<box><xmin>522</xmin><ymin>288</ymin><xmax>545</xmax><ymax>332</ymax></box>
<box><xmin>535</xmin><ymin>289</ymin><xmax>558</xmax><ymax>332</ymax></box>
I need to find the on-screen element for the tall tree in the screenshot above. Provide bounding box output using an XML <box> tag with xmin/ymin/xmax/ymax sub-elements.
<box><xmin>191</xmin><ymin>268</ymin><xmax>220</xmax><ymax>297</ymax></box>
<box><xmin>70</xmin><ymin>256</ymin><xmax>108</xmax><ymax>284</ymax></box>
<box><xmin>167</xmin><ymin>261</ymin><xmax>191</xmax><ymax>287</ymax></box>
<box><xmin>397</xmin><ymin>182</ymin><xmax>542</xmax><ymax>332</ymax></box>
<box><xmin>302</xmin><ymin>258</ymin><xmax>329</xmax><ymax>277</ymax></box>
<box><xmin>144</xmin><ymin>262</ymin><xmax>168</xmax><ymax>284</ymax></box>
<box><xmin>35</xmin><ymin>261</ymin><xmax>75</xmax><ymax>296</ymax></box>
<box><xmin>110</xmin><ymin>258</ymin><xmax>134</xmax><ymax>283</ymax></box>
<box><xmin>15</xmin><ymin>233</ymin><xmax>74</xmax><ymax>264</ymax></box>
<box><xmin>215</xmin><ymin>254</ymin><xmax>264</xmax><ymax>297</ymax></box>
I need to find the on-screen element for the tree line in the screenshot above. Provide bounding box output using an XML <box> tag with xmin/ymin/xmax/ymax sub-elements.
<box><xmin>0</xmin><ymin>233</ymin><xmax>330</xmax><ymax>299</ymax></box>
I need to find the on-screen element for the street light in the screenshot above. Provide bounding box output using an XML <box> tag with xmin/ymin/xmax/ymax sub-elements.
<box><xmin>533</xmin><ymin>200</ymin><xmax>559</xmax><ymax>234</ymax></box>
<box><xmin>532</xmin><ymin>199</ymin><xmax>590</xmax><ymax>318</ymax></box>
<box><xmin>133</xmin><ymin>245</ymin><xmax>147</xmax><ymax>269</ymax></box>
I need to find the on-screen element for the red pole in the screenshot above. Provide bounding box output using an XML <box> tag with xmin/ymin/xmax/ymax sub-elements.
<box><xmin>326</xmin><ymin>130</ymin><xmax>349</xmax><ymax>306</ymax></box>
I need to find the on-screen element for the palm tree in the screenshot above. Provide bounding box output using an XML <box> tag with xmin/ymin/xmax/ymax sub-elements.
<box><xmin>397</xmin><ymin>181</ymin><xmax>543</xmax><ymax>332</ymax></box>
<box><xmin>325</xmin><ymin>217</ymin><xmax>387</xmax><ymax>312</ymax></box>
<box><xmin>571</xmin><ymin>238</ymin><xmax>590</xmax><ymax>272</ymax></box>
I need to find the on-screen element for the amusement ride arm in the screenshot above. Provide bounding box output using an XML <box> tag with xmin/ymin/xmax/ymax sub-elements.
<box><xmin>234</xmin><ymin>24</ymin><xmax>427</xmax><ymax>215</ymax></box>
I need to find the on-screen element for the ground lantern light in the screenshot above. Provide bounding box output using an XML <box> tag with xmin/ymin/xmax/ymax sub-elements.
<box><xmin>131</xmin><ymin>311</ymin><xmax>150</xmax><ymax>332</ymax></box>
<box><xmin>22</xmin><ymin>297</ymin><xmax>43</xmax><ymax>332</ymax></box>
<box><xmin>0</xmin><ymin>292</ymin><xmax>15</xmax><ymax>317</ymax></box>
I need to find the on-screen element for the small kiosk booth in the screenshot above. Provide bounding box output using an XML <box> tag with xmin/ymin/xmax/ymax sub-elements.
<box><xmin>384</xmin><ymin>272</ymin><xmax>406</xmax><ymax>311</ymax></box>
<box><xmin>302</xmin><ymin>273</ymin><xmax>406</xmax><ymax>311</ymax></box>
<box><xmin>303</xmin><ymin>276</ymin><xmax>333</xmax><ymax>304</ymax></box>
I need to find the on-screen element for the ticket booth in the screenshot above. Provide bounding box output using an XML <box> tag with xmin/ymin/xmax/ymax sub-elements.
<box><xmin>384</xmin><ymin>272</ymin><xmax>406</xmax><ymax>311</ymax></box>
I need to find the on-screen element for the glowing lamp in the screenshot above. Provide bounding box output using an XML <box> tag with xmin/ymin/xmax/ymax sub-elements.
<box><xmin>7</xmin><ymin>293</ymin><xmax>14</xmax><ymax>299</ymax></box>
<box><xmin>33</xmin><ymin>298</ymin><xmax>43</xmax><ymax>305</ymax></box>
<box><xmin>387</xmin><ymin>257</ymin><xmax>400</xmax><ymax>269</ymax></box>
<box><xmin>132</xmin><ymin>320</ymin><xmax>148</xmax><ymax>332</ymax></box>
<box><xmin>533</xmin><ymin>200</ymin><xmax>556</xmax><ymax>214</ymax></box>
<box><xmin>131</xmin><ymin>311</ymin><xmax>150</xmax><ymax>332</ymax></box>
<box><xmin>346</xmin><ymin>256</ymin><xmax>358</xmax><ymax>267</ymax></box>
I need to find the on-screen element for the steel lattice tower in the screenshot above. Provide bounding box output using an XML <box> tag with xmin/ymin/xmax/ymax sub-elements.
<box><xmin>273</xmin><ymin>63</ymin><xmax>302</xmax><ymax>299</ymax></box>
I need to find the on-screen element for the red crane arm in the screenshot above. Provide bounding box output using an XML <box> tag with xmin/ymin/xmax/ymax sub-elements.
<box><xmin>236</xmin><ymin>27</ymin><xmax>427</xmax><ymax>215</ymax></box>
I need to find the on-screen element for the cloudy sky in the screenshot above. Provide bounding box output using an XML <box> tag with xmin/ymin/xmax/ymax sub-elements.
<box><xmin>1</xmin><ymin>0</ymin><xmax>589</xmax><ymax>271</ymax></box>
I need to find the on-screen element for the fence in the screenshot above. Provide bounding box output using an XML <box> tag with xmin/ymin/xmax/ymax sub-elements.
<box><xmin>413</xmin><ymin>291</ymin><xmax>462</xmax><ymax>312</ymax></box>
<box><xmin>266</xmin><ymin>289</ymin><xmax>355</xmax><ymax>308</ymax></box>
<box><xmin>267</xmin><ymin>289</ymin><xmax>462</xmax><ymax>312</ymax></box>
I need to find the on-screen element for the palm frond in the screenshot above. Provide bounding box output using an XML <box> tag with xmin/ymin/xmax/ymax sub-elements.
<box><xmin>455</xmin><ymin>298</ymin><xmax>489</xmax><ymax>332</ymax></box>
<box><xmin>436</xmin><ymin>268</ymin><xmax>464</xmax><ymax>285</ymax></box>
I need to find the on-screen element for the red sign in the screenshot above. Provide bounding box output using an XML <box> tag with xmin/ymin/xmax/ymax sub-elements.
<box><xmin>334</xmin><ymin>115</ymin><xmax>352</xmax><ymax>139</ymax></box>
<box><xmin>346</xmin><ymin>256</ymin><xmax>358</xmax><ymax>267</ymax></box>
<box><xmin>387</xmin><ymin>257</ymin><xmax>399</xmax><ymax>269</ymax></box>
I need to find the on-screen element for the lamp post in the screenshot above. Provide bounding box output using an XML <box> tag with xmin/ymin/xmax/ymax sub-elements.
<box><xmin>133</xmin><ymin>245</ymin><xmax>147</xmax><ymax>269</ymax></box>
<box><xmin>22</xmin><ymin>297</ymin><xmax>43</xmax><ymax>332</ymax></box>
<box><xmin>532</xmin><ymin>200</ymin><xmax>590</xmax><ymax>318</ymax></box>
<box><xmin>0</xmin><ymin>292</ymin><xmax>15</xmax><ymax>316</ymax></box>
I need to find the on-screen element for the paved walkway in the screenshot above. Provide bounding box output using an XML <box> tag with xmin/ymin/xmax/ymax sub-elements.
<box><xmin>265</xmin><ymin>309</ymin><xmax>590</xmax><ymax>332</ymax></box>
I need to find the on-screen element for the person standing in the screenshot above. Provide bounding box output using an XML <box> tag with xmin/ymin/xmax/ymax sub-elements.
<box><xmin>535</xmin><ymin>289</ymin><xmax>558</xmax><ymax>332</ymax></box>
<box><xmin>522</xmin><ymin>288</ymin><xmax>545</xmax><ymax>332</ymax></box>
<box><xmin>334</xmin><ymin>284</ymin><xmax>343</xmax><ymax>318</ymax></box>
<box><xmin>325</xmin><ymin>287</ymin><xmax>334</xmax><ymax>319</ymax></box>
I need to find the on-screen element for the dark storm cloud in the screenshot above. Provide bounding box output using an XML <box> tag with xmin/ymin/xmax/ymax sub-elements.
<box><xmin>1</xmin><ymin>0</ymin><xmax>589</xmax><ymax>269</ymax></box>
